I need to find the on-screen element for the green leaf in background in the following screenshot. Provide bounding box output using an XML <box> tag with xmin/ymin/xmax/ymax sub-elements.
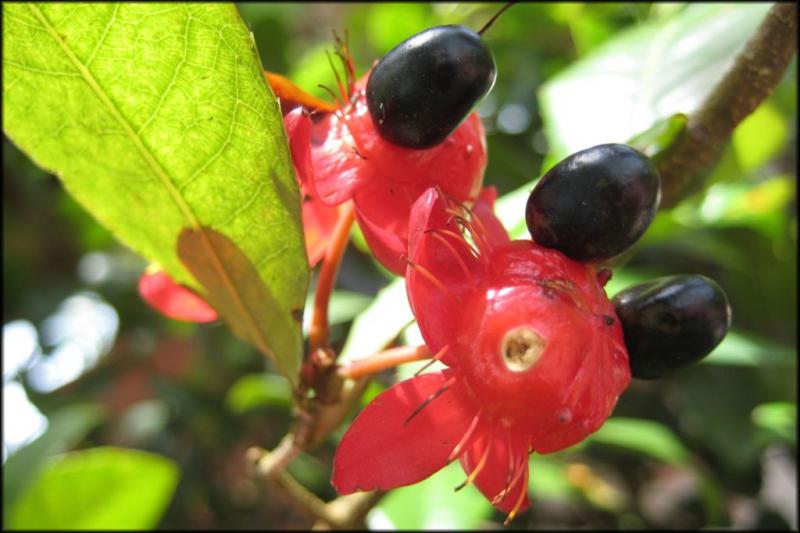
<box><xmin>226</xmin><ymin>372</ymin><xmax>292</xmax><ymax>414</ymax></box>
<box><xmin>7</xmin><ymin>446</ymin><xmax>179</xmax><ymax>530</ymax></box>
<box><xmin>3</xmin><ymin>403</ymin><xmax>105</xmax><ymax>510</ymax></box>
<box><xmin>302</xmin><ymin>289</ymin><xmax>373</xmax><ymax>336</ymax></box>
<box><xmin>2</xmin><ymin>4</ymin><xmax>308</xmax><ymax>382</ymax></box>
<box><xmin>339</xmin><ymin>279</ymin><xmax>413</xmax><ymax>364</ymax></box>
<box><xmin>365</xmin><ymin>3</ymin><xmax>430</xmax><ymax>56</ymax></box>
<box><xmin>539</xmin><ymin>3</ymin><xmax>772</xmax><ymax>167</ymax></box>
<box><xmin>704</xmin><ymin>330</ymin><xmax>796</xmax><ymax>367</ymax></box>
<box><xmin>587</xmin><ymin>417</ymin><xmax>691</xmax><ymax>466</ymax></box>
<box><xmin>628</xmin><ymin>113</ymin><xmax>688</xmax><ymax>159</ymax></box>
<box><xmin>369</xmin><ymin>461</ymin><xmax>494</xmax><ymax>529</ymax></box>
<box><xmin>732</xmin><ymin>102</ymin><xmax>789</xmax><ymax>172</ymax></box>
<box><xmin>751</xmin><ymin>402</ymin><xmax>797</xmax><ymax>445</ymax></box>
<box><xmin>528</xmin><ymin>455</ymin><xmax>577</xmax><ymax>501</ymax></box>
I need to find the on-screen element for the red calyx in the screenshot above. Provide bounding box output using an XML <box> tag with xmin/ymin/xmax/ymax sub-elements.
<box><xmin>286</xmin><ymin>73</ymin><xmax>487</xmax><ymax>275</ymax></box>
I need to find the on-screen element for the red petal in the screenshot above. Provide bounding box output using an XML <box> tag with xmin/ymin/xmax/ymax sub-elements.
<box><xmin>459</xmin><ymin>426</ymin><xmax>531</xmax><ymax>514</ymax></box>
<box><xmin>284</xmin><ymin>109</ymin><xmax>341</xmax><ymax>266</ymax></box>
<box><xmin>350</xmin><ymin>174</ymin><xmax>424</xmax><ymax>276</ymax></box>
<box><xmin>302</xmin><ymin>198</ymin><xmax>340</xmax><ymax>267</ymax></box>
<box><xmin>284</xmin><ymin>108</ymin><xmax>314</xmax><ymax>190</ymax></box>
<box><xmin>332</xmin><ymin>372</ymin><xmax>477</xmax><ymax>494</ymax></box>
<box><xmin>308</xmin><ymin>112</ymin><xmax>371</xmax><ymax>206</ymax></box>
<box><xmin>138</xmin><ymin>271</ymin><xmax>218</xmax><ymax>323</ymax></box>
<box><xmin>348</xmin><ymin>99</ymin><xmax>487</xmax><ymax>204</ymax></box>
<box><xmin>355</xmin><ymin>205</ymin><xmax>407</xmax><ymax>276</ymax></box>
<box><xmin>406</xmin><ymin>188</ymin><xmax>485</xmax><ymax>356</ymax></box>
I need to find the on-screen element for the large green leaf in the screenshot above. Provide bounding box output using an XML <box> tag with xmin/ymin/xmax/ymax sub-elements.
<box><xmin>539</xmin><ymin>3</ymin><xmax>772</xmax><ymax>166</ymax></box>
<box><xmin>2</xmin><ymin>403</ymin><xmax>105</xmax><ymax>510</ymax></box>
<box><xmin>7</xmin><ymin>446</ymin><xmax>179</xmax><ymax>530</ymax></box>
<box><xmin>2</xmin><ymin>4</ymin><xmax>308</xmax><ymax>384</ymax></box>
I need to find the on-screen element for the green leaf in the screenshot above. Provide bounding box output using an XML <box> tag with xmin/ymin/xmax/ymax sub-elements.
<box><xmin>628</xmin><ymin>113</ymin><xmax>688</xmax><ymax>158</ymax></box>
<box><xmin>178</xmin><ymin>227</ymin><xmax>302</xmax><ymax>383</ymax></box>
<box><xmin>539</xmin><ymin>3</ymin><xmax>772</xmax><ymax>165</ymax></box>
<box><xmin>751</xmin><ymin>402</ymin><xmax>797</xmax><ymax>445</ymax></box>
<box><xmin>3</xmin><ymin>403</ymin><xmax>105</xmax><ymax>510</ymax></box>
<box><xmin>732</xmin><ymin>102</ymin><xmax>789</xmax><ymax>172</ymax></box>
<box><xmin>7</xmin><ymin>446</ymin><xmax>179</xmax><ymax>530</ymax></box>
<box><xmin>369</xmin><ymin>461</ymin><xmax>494</xmax><ymax>529</ymax></box>
<box><xmin>226</xmin><ymin>372</ymin><xmax>292</xmax><ymax>413</ymax></box>
<box><xmin>2</xmin><ymin>4</ymin><xmax>308</xmax><ymax>383</ymax></box>
<box><xmin>302</xmin><ymin>290</ymin><xmax>373</xmax><ymax>335</ymax></box>
<box><xmin>339</xmin><ymin>279</ymin><xmax>413</xmax><ymax>364</ymax></box>
<box><xmin>587</xmin><ymin>417</ymin><xmax>691</xmax><ymax>466</ymax></box>
<box><xmin>528</xmin><ymin>455</ymin><xmax>577</xmax><ymax>501</ymax></box>
<box><xmin>703</xmin><ymin>329</ymin><xmax>796</xmax><ymax>367</ymax></box>
<box><xmin>366</xmin><ymin>3</ymin><xmax>431</xmax><ymax>56</ymax></box>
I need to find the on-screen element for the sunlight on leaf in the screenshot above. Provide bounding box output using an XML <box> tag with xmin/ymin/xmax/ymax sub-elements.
<box><xmin>3</xmin><ymin>403</ymin><xmax>105</xmax><ymax>510</ymax></box>
<box><xmin>751</xmin><ymin>402</ymin><xmax>797</xmax><ymax>445</ymax></box>
<box><xmin>539</xmin><ymin>3</ymin><xmax>771</xmax><ymax>166</ymax></box>
<box><xmin>2</xmin><ymin>4</ymin><xmax>308</xmax><ymax>381</ymax></box>
<box><xmin>339</xmin><ymin>279</ymin><xmax>413</xmax><ymax>365</ymax></box>
<box><xmin>226</xmin><ymin>373</ymin><xmax>293</xmax><ymax>413</ymax></box>
<box><xmin>732</xmin><ymin>103</ymin><xmax>788</xmax><ymax>172</ymax></box>
<box><xmin>8</xmin><ymin>446</ymin><xmax>179</xmax><ymax>530</ymax></box>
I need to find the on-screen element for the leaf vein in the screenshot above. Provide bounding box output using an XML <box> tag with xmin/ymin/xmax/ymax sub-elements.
<box><xmin>26</xmin><ymin>3</ymin><xmax>275</xmax><ymax>364</ymax></box>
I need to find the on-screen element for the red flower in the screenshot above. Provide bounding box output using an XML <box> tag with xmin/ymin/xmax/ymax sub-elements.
<box><xmin>138</xmin><ymin>269</ymin><xmax>218</xmax><ymax>323</ymax></box>
<box><xmin>332</xmin><ymin>187</ymin><xmax>631</xmax><ymax>522</ymax></box>
<box><xmin>285</xmin><ymin>73</ymin><xmax>487</xmax><ymax>276</ymax></box>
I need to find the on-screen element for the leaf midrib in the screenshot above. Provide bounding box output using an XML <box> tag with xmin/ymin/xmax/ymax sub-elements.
<box><xmin>28</xmin><ymin>4</ymin><xmax>273</xmax><ymax>358</ymax></box>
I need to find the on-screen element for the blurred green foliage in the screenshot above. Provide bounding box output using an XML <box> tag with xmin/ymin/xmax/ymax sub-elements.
<box><xmin>3</xmin><ymin>2</ymin><xmax>796</xmax><ymax>530</ymax></box>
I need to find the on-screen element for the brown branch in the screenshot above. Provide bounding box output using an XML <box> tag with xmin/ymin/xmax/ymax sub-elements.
<box><xmin>657</xmin><ymin>2</ymin><xmax>797</xmax><ymax>208</ymax></box>
<box><xmin>248</xmin><ymin>442</ymin><xmax>385</xmax><ymax>529</ymax></box>
<box><xmin>313</xmin><ymin>491</ymin><xmax>386</xmax><ymax>530</ymax></box>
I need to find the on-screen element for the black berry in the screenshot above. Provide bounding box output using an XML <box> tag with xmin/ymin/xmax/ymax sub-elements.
<box><xmin>366</xmin><ymin>25</ymin><xmax>496</xmax><ymax>149</ymax></box>
<box><xmin>525</xmin><ymin>144</ymin><xmax>661</xmax><ymax>262</ymax></box>
<box><xmin>612</xmin><ymin>274</ymin><xmax>732</xmax><ymax>379</ymax></box>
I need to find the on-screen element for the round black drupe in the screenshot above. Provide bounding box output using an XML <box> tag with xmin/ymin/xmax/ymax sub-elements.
<box><xmin>525</xmin><ymin>143</ymin><xmax>661</xmax><ymax>262</ymax></box>
<box><xmin>366</xmin><ymin>25</ymin><xmax>496</xmax><ymax>149</ymax></box>
<box><xmin>613</xmin><ymin>274</ymin><xmax>732</xmax><ymax>379</ymax></box>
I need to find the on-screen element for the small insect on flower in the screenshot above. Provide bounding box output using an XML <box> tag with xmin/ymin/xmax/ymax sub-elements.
<box><xmin>332</xmin><ymin>187</ymin><xmax>631</xmax><ymax>524</ymax></box>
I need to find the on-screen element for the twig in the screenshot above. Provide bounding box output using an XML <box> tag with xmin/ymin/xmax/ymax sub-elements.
<box><xmin>313</xmin><ymin>491</ymin><xmax>386</xmax><ymax>530</ymax></box>
<box><xmin>656</xmin><ymin>2</ymin><xmax>797</xmax><ymax>208</ymax></box>
<box><xmin>248</xmin><ymin>434</ymin><xmax>301</xmax><ymax>478</ymax></box>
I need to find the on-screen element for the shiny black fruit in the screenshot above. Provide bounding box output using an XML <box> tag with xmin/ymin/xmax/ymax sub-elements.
<box><xmin>366</xmin><ymin>25</ymin><xmax>496</xmax><ymax>149</ymax></box>
<box><xmin>525</xmin><ymin>143</ymin><xmax>661</xmax><ymax>262</ymax></box>
<box><xmin>613</xmin><ymin>275</ymin><xmax>732</xmax><ymax>379</ymax></box>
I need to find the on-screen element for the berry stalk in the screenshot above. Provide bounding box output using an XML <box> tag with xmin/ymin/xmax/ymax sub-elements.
<box><xmin>309</xmin><ymin>202</ymin><xmax>356</xmax><ymax>353</ymax></box>
<box><xmin>337</xmin><ymin>345</ymin><xmax>432</xmax><ymax>379</ymax></box>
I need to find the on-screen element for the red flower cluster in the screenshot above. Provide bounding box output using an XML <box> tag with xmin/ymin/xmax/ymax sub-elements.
<box><xmin>285</xmin><ymin>73</ymin><xmax>487</xmax><ymax>275</ymax></box>
<box><xmin>332</xmin><ymin>188</ymin><xmax>631</xmax><ymax>522</ymax></box>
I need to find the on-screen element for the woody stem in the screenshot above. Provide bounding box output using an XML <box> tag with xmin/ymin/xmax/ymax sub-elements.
<box><xmin>337</xmin><ymin>345</ymin><xmax>433</xmax><ymax>380</ymax></box>
<box><xmin>309</xmin><ymin>202</ymin><xmax>356</xmax><ymax>353</ymax></box>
